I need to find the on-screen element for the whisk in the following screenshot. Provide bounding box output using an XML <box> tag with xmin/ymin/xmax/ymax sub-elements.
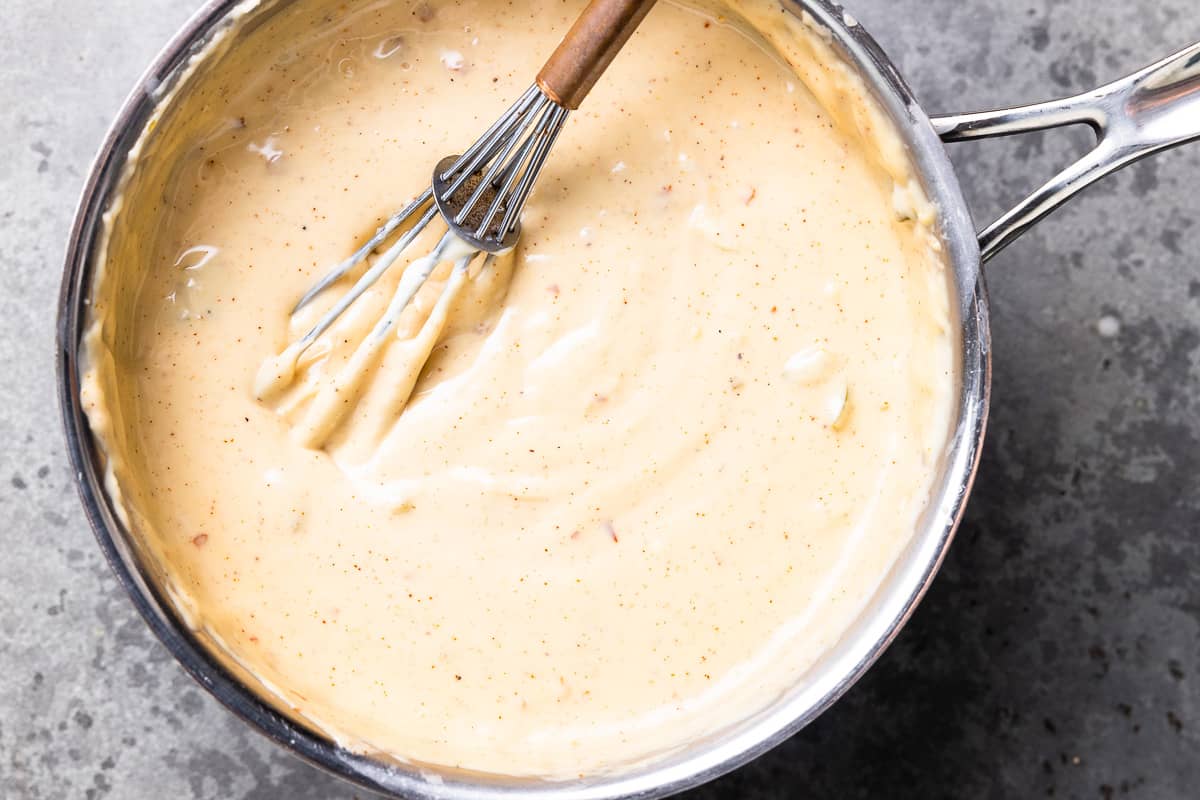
<box><xmin>256</xmin><ymin>0</ymin><xmax>659</xmax><ymax>398</ymax></box>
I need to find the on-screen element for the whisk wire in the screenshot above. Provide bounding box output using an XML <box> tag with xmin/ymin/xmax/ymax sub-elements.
<box><xmin>367</xmin><ymin>230</ymin><xmax>457</xmax><ymax>344</ymax></box>
<box><xmin>292</xmin><ymin>187</ymin><xmax>434</xmax><ymax>314</ymax></box>
<box><xmin>470</xmin><ymin>98</ymin><xmax>557</xmax><ymax>236</ymax></box>
<box><xmin>275</xmin><ymin>85</ymin><xmax>572</xmax><ymax>385</ymax></box>
<box><xmin>292</xmin><ymin>204</ymin><xmax>439</xmax><ymax>355</ymax></box>
<box><xmin>293</xmin><ymin>87</ymin><xmax>547</xmax><ymax>319</ymax></box>
<box><xmin>455</xmin><ymin>92</ymin><xmax>555</xmax><ymax>228</ymax></box>
<box><xmin>499</xmin><ymin>104</ymin><xmax>569</xmax><ymax>236</ymax></box>
<box><xmin>439</xmin><ymin>86</ymin><xmax>542</xmax><ymax>192</ymax></box>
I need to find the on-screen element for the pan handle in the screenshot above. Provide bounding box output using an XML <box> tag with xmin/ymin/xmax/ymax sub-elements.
<box><xmin>930</xmin><ymin>41</ymin><xmax>1200</xmax><ymax>263</ymax></box>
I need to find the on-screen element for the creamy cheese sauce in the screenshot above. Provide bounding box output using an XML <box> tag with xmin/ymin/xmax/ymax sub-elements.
<box><xmin>81</xmin><ymin>0</ymin><xmax>956</xmax><ymax>778</ymax></box>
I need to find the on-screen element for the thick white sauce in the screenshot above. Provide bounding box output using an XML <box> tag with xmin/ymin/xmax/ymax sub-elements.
<box><xmin>81</xmin><ymin>0</ymin><xmax>956</xmax><ymax>778</ymax></box>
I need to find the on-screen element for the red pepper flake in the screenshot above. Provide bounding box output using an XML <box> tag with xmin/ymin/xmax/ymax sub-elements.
<box><xmin>546</xmin><ymin>283</ymin><xmax>560</xmax><ymax>296</ymax></box>
<box><xmin>770</xmin><ymin>305</ymin><xmax>778</xmax><ymax>313</ymax></box>
<box><xmin>744</xmin><ymin>187</ymin><xmax>757</xmax><ymax>205</ymax></box>
<box><xmin>570</xmin><ymin>530</ymin><xmax>582</xmax><ymax>541</ymax></box>
<box><xmin>661</xmin><ymin>184</ymin><xmax>673</xmax><ymax>194</ymax></box>
<box><xmin>192</xmin><ymin>533</ymin><xmax>209</xmax><ymax>547</ymax></box>
<box><xmin>603</xmin><ymin>520</ymin><xmax>619</xmax><ymax>543</ymax></box>
<box><xmin>248</xmin><ymin>635</ymin><xmax>259</xmax><ymax>643</ymax></box>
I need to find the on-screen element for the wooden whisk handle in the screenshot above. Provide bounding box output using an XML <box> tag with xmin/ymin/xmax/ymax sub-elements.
<box><xmin>536</xmin><ymin>0</ymin><xmax>659</xmax><ymax>109</ymax></box>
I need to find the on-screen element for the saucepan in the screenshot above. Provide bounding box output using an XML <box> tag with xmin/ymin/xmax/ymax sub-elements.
<box><xmin>56</xmin><ymin>0</ymin><xmax>1200</xmax><ymax>797</ymax></box>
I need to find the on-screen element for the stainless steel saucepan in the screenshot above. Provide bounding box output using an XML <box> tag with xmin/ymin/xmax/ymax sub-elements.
<box><xmin>56</xmin><ymin>0</ymin><xmax>1200</xmax><ymax>797</ymax></box>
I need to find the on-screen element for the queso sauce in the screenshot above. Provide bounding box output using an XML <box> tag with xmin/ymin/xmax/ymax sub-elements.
<box><xmin>81</xmin><ymin>0</ymin><xmax>956</xmax><ymax>777</ymax></box>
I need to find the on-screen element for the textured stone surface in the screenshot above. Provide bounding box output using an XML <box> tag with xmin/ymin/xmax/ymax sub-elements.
<box><xmin>2</xmin><ymin>0</ymin><xmax>1198</xmax><ymax>797</ymax></box>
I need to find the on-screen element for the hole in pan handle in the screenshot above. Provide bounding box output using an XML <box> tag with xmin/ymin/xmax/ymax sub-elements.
<box><xmin>930</xmin><ymin>41</ymin><xmax>1200</xmax><ymax>263</ymax></box>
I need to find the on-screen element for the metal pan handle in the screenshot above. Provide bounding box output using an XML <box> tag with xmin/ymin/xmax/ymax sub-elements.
<box><xmin>930</xmin><ymin>41</ymin><xmax>1200</xmax><ymax>263</ymax></box>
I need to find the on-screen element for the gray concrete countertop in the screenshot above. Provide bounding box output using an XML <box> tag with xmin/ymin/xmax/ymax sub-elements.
<box><xmin>3</xmin><ymin>0</ymin><xmax>1198</xmax><ymax>797</ymax></box>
